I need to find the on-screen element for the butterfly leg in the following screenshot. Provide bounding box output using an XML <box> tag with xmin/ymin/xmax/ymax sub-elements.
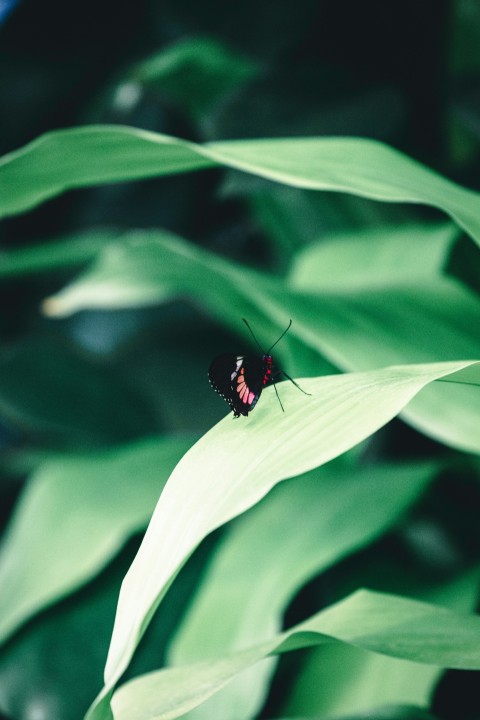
<box><xmin>274</xmin><ymin>371</ymin><xmax>312</xmax><ymax>396</ymax></box>
<box><xmin>272</xmin><ymin>380</ymin><xmax>285</xmax><ymax>412</ymax></box>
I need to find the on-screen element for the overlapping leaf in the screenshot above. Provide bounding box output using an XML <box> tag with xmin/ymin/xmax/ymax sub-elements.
<box><xmin>166</xmin><ymin>460</ymin><xmax>439</xmax><ymax>720</ymax></box>
<box><xmin>84</xmin><ymin>359</ymin><xmax>479</xmax><ymax>719</ymax></box>
<box><xmin>110</xmin><ymin>589</ymin><xmax>480</xmax><ymax>720</ymax></box>
<box><xmin>41</xmin><ymin>228</ymin><xmax>480</xmax><ymax>453</ymax></box>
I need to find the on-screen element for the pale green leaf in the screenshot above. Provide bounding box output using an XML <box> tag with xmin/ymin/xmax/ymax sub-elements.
<box><xmin>85</xmin><ymin>359</ymin><xmax>479</xmax><ymax>720</ymax></box>
<box><xmin>167</xmin><ymin>460</ymin><xmax>438</xmax><ymax>720</ymax></box>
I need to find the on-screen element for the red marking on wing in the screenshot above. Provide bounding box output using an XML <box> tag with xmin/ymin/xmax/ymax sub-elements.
<box><xmin>236</xmin><ymin>368</ymin><xmax>255</xmax><ymax>405</ymax></box>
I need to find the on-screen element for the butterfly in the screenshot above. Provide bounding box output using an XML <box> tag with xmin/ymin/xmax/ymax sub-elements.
<box><xmin>208</xmin><ymin>319</ymin><xmax>311</xmax><ymax>418</ymax></box>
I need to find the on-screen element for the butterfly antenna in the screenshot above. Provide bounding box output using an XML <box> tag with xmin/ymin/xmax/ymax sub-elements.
<box><xmin>267</xmin><ymin>319</ymin><xmax>293</xmax><ymax>354</ymax></box>
<box><xmin>242</xmin><ymin>318</ymin><xmax>264</xmax><ymax>353</ymax></box>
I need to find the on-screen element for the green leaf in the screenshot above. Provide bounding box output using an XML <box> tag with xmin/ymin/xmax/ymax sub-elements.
<box><xmin>290</xmin><ymin>221</ymin><xmax>459</xmax><ymax>290</ymax></box>
<box><xmin>0</xmin><ymin>435</ymin><xmax>194</xmax><ymax>644</ymax></box>
<box><xmin>0</xmin><ymin>544</ymin><xmax>133</xmax><ymax>720</ymax></box>
<box><xmin>41</xmin><ymin>228</ymin><xmax>480</xmax><ymax>453</ymax></box>
<box><xmin>280</xmin><ymin>281</ymin><xmax>480</xmax><ymax>453</ymax></box>
<box><xmin>85</xmin><ymin>359</ymin><xmax>478</xmax><ymax>719</ymax></box>
<box><xmin>166</xmin><ymin>460</ymin><xmax>438</xmax><ymax>720</ymax></box>
<box><xmin>283</xmin><ymin>569</ymin><xmax>480</xmax><ymax>718</ymax></box>
<box><xmin>2</xmin><ymin>127</ymin><xmax>480</xmax><ymax>248</ymax></box>
<box><xmin>133</xmin><ymin>36</ymin><xmax>259</xmax><ymax>120</ymax></box>
<box><xmin>247</xmin><ymin>185</ymin><xmax>415</xmax><ymax>269</ymax></box>
<box><xmin>109</xmin><ymin>589</ymin><xmax>480</xmax><ymax>720</ymax></box>
<box><xmin>286</xmin><ymin>643</ymin><xmax>440</xmax><ymax>719</ymax></box>
<box><xmin>0</xmin><ymin>230</ymin><xmax>118</xmax><ymax>279</ymax></box>
<box><xmin>0</xmin><ymin>127</ymin><xmax>213</xmax><ymax>218</ymax></box>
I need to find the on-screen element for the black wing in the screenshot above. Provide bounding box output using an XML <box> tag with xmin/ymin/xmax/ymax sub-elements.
<box><xmin>208</xmin><ymin>353</ymin><xmax>265</xmax><ymax>417</ymax></box>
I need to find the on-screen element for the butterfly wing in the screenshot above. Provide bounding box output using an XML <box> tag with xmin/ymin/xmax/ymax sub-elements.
<box><xmin>208</xmin><ymin>353</ymin><xmax>265</xmax><ymax>417</ymax></box>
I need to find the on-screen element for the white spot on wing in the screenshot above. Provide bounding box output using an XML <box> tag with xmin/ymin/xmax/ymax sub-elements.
<box><xmin>231</xmin><ymin>357</ymin><xmax>243</xmax><ymax>381</ymax></box>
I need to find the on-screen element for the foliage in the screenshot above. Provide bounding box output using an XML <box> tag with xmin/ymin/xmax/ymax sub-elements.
<box><xmin>1</xmin><ymin>2</ymin><xmax>480</xmax><ymax>720</ymax></box>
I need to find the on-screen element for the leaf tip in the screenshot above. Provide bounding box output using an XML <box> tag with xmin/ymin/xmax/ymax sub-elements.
<box><xmin>41</xmin><ymin>295</ymin><xmax>64</xmax><ymax>317</ymax></box>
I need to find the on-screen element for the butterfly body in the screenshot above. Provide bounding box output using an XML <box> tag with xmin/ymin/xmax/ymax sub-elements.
<box><xmin>208</xmin><ymin>352</ymin><xmax>273</xmax><ymax>417</ymax></box>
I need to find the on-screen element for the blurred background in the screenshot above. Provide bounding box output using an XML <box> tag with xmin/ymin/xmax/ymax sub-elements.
<box><xmin>1</xmin><ymin>1</ymin><xmax>480</xmax><ymax>719</ymax></box>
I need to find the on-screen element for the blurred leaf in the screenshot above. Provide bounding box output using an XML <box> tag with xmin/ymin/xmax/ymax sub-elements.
<box><xmin>247</xmin><ymin>185</ymin><xmax>412</xmax><ymax>269</ymax></box>
<box><xmin>0</xmin><ymin>543</ymin><xmax>133</xmax><ymax>720</ymax></box>
<box><xmin>109</xmin><ymin>589</ymin><xmax>480</xmax><ymax>720</ymax></box>
<box><xmin>0</xmin><ymin>229</ymin><xmax>118</xmax><ymax>279</ymax></box>
<box><xmin>0</xmin><ymin>435</ymin><xmax>195</xmax><ymax>644</ymax></box>
<box><xmin>2</xmin><ymin>128</ymin><xmax>480</xmax><ymax>249</ymax></box>
<box><xmin>86</xmin><ymin>359</ymin><xmax>478</xmax><ymax>719</ymax></box>
<box><xmin>285</xmin><ymin>643</ymin><xmax>440</xmax><ymax>720</ymax></box>
<box><xmin>287</xmin><ymin>230</ymin><xmax>480</xmax><ymax>453</ymax></box>
<box><xmin>133</xmin><ymin>36</ymin><xmax>260</xmax><ymax>120</ymax></box>
<box><xmin>450</xmin><ymin>0</ymin><xmax>480</xmax><ymax>76</ymax></box>
<box><xmin>290</xmin><ymin>222</ymin><xmax>459</xmax><ymax>290</ymax></box>
<box><xmin>167</xmin><ymin>459</ymin><xmax>439</xmax><ymax>720</ymax></box>
<box><xmin>0</xmin><ymin>334</ymin><xmax>156</xmax><ymax>446</ymax></box>
<box><xmin>0</xmin><ymin>513</ymin><xmax>213</xmax><ymax>720</ymax></box>
<box><xmin>41</xmin><ymin>228</ymin><xmax>480</xmax><ymax>453</ymax></box>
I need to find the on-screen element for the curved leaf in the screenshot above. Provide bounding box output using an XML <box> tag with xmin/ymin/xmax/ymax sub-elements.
<box><xmin>85</xmin><ymin>359</ymin><xmax>479</xmax><ymax>719</ymax></box>
<box><xmin>167</xmin><ymin>460</ymin><xmax>438</xmax><ymax>720</ymax></box>
<box><xmin>2</xmin><ymin>127</ymin><xmax>480</xmax><ymax>248</ymax></box>
<box><xmin>283</xmin><ymin>569</ymin><xmax>480</xmax><ymax>718</ymax></box>
<box><xmin>109</xmin><ymin>589</ymin><xmax>480</xmax><ymax>720</ymax></box>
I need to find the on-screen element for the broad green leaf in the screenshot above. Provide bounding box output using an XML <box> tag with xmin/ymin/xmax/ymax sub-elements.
<box><xmin>167</xmin><ymin>460</ymin><xmax>438</xmax><ymax>720</ymax></box>
<box><xmin>0</xmin><ymin>435</ymin><xmax>194</xmax><ymax>644</ymax></box>
<box><xmin>0</xmin><ymin>127</ymin><xmax>212</xmax><ymax>218</ymax></box>
<box><xmin>278</xmin><ymin>281</ymin><xmax>480</xmax><ymax>453</ymax></box>
<box><xmin>42</xmin><ymin>229</ymin><xmax>480</xmax><ymax>452</ymax></box>
<box><xmin>109</xmin><ymin>589</ymin><xmax>480</xmax><ymax>720</ymax></box>
<box><xmin>41</xmin><ymin>229</ymin><xmax>261</xmax><ymax>317</ymax></box>
<box><xmin>86</xmin><ymin>359</ymin><xmax>479</xmax><ymax>720</ymax></box>
<box><xmin>2</xmin><ymin>127</ymin><xmax>480</xmax><ymax>248</ymax></box>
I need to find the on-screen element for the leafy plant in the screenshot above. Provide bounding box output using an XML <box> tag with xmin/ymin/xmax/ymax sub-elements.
<box><xmin>1</xmin><ymin>4</ymin><xmax>480</xmax><ymax>720</ymax></box>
